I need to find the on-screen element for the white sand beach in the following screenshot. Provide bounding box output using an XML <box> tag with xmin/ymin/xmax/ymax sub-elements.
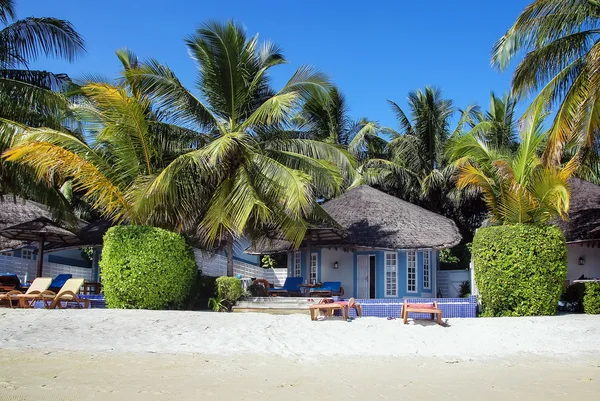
<box><xmin>1</xmin><ymin>310</ymin><xmax>600</xmax><ymax>400</ymax></box>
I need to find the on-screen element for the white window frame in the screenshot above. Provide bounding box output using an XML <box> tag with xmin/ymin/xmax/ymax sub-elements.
<box><xmin>384</xmin><ymin>251</ymin><xmax>398</xmax><ymax>297</ymax></box>
<box><xmin>21</xmin><ymin>249</ymin><xmax>34</xmax><ymax>260</ymax></box>
<box><xmin>310</xmin><ymin>253</ymin><xmax>318</xmax><ymax>284</ymax></box>
<box><xmin>423</xmin><ymin>251</ymin><xmax>431</xmax><ymax>290</ymax></box>
<box><xmin>294</xmin><ymin>252</ymin><xmax>301</xmax><ymax>278</ymax></box>
<box><xmin>407</xmin><ymin>250</ymin><xmax>417</xmax><ymax>293</ymax></box>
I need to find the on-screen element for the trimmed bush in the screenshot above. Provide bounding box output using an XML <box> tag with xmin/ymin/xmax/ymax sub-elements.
<box><xmin>473</xmin><ymin>224</ymin><xmax>566</xmax><ymax>316</ymax></box>
<box><xmin>216</xmin><ymin>277</ymin><xmax>244</xmax><ymax>310</ymax></box>
<box><xmin>583</xmin><ymin>282</ymin><xmax>600</xmax><ymax>314</ymax></box>
<box><xmin>100</xmin><ymin>225</ymin><xmax>197</xmax><ymax>309</ymax></box>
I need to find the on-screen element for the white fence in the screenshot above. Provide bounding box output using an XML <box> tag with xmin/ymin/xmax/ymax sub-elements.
<box><xmin>194</xmin><ymin>250</ymin><xmax>287</xmax><ymax>286</ymax></box>
<box><xmin>0</xmin><ymin>254</ymin><xmax>94</xmax><ymax>282</ymax></box>
<box><xmin>437</xmin><ymin>269</ymin><xmax>470</xmax><ymax>298</ymax></box>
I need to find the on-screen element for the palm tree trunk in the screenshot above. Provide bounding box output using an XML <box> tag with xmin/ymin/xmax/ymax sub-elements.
<box><xmin>226</xmin><ymin>233</ymin><xmax>234</xmax><ymax>277</ymax></box>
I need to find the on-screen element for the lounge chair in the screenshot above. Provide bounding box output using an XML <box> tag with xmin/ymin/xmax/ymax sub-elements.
<box><xmin>268</xmin><ymin>277</ymin><xmax>303</xmax><ymax>297</ymax></box>
<box><xmin>0</xmin><ymin>277</ymin><xmax>53</xmax><ymax>308</ymax></box>
<box><xmin>41</xmin><ymin>278</ymin><xmax>90</xmax><ymax>309</ymax></box>
<box><xmin>0</xmin><ymin>274</ymin><xmax>21</xmax><ymax>292</ymax></box>
<box><xmin>402</xmin><ymin>299</ymin><xmax>442</xmax><ymax>325</ymax></box>
<box><xmin>334</xmin><ymin>297</ymin><xmax>363</xmax><ymax>317</ymax></box>
<box><xmin>309</xmin><ymin>299</ymin><xmax>347</xmax><ymax>320</ymax></box>
<box><xmin>309</xmin><ymin>281</ymin><xmax>343</xmax><ymax>297</ymax></box>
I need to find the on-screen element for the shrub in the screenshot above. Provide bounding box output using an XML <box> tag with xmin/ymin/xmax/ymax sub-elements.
<box><xmin>583</xmin><ymin>282</ymin><xmax>600</xmax><ymax>314</ymax></box>
<box><xmin>459</xmin><ymin>280</ymin><xmax>471</xmax><ymax>298</ymax></box>
<box><xmin>472</xmin><ymin>224</ymin><xmax>566</xmax><ymax>316</ymax></box>
<box><xmin>100</xmin><ymin>225</ymin><xmax>197</xmax><ymax>309</ymax></box>
<box><xmin>215</xmin><ymin>276</ymin><xmax>244</xmax><ymax>311</ymax></box>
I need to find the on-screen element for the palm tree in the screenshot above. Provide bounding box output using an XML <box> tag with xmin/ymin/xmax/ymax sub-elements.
<box><xmin>492</xmin><ymin>0</ymin><xmax>600</xmax><ymax>164</ymax></box>
<box><xmin>0</xmin><ymin>0</ymin><xmax>84</xmax><ymax>206</ymax></box>
<box><xmin>466</xmin><ymin>92</ymin><xmax>518</xmax><ymax>151</ymax></box>
<box><xmin>450</xmin><ymin>107</ymin><xmax>575</xmax><ymax>225</ymax></box>
<box><xmin>5</xmin><ymin>22</ymin><xmax>352</xmax><ymax>276</ymax></box>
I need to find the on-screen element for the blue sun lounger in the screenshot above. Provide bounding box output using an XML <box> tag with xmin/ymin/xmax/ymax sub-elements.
<box><xmin>268</xmin><ymin>277</ymin><xmax>303</xmax><ymax>297</ymax></box>
<box><xmin>309</xmin><ymin>281</ymin><xmax>343</xmax><ymax>297</ymax></box>
<box><xmin>48</xmin><ymin>274</ymin><xmax>73</xmax><ymax>293</ymax></box>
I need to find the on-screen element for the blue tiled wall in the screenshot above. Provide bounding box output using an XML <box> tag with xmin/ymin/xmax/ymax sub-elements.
<box><xmin>346</xmin><ymin>296</ymin><xmax>478</xmax><ymax>318</ymax></box>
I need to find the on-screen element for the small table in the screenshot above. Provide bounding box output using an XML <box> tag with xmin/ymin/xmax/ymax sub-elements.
<box><xmin>299</xmin><ymin>283</ymin><xmax>321</xmax><ymax>296</ymax></box>
<box><xmin>82</xmin><ymin>282</ymin><xmax>101</xmax><ymax>295</ymax></box>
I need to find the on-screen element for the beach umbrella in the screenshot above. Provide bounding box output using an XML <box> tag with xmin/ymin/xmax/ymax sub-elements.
<box><xmin>0</xmin><ymin>217</ymin><xmax>79</xmax><ymax>278</ymax></box>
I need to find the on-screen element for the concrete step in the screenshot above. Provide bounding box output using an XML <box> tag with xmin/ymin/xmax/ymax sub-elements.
<box><xmin>233</xmin><ymin>307</ymin><xmax>309</xmax><ymax>315</ymax></box>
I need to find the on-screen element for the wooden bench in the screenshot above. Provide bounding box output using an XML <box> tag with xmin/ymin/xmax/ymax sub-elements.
<box><xmin>402</xmin><ymin>300</ymin><xmax>443</xmax><ymax>325</ymax></box>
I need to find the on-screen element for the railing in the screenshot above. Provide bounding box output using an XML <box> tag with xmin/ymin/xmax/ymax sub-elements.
<box><xmin>0</xmin><ymin>254</ymin><xmax>94</xmax><ymax>282</ymax></box>
<box><xmin>194</xmin><ymin>250</ymin><xmax>287</xmax><ymax>286</ymax></box>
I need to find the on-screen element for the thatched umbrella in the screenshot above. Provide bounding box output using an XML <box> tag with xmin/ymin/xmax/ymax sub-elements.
<box><xmin>248</xmin><ymin>185</ymin><xmax>461</xmax><ymax>253</ymax></box>
<box><xmin>0</xmin><ymin>217</ymin><xmax>79</xmax><ymax>277</ymax></box>
<box><xmin>0</xmin><ymin>196</ymin><xmax>56</xmax><ymax>251</ymax></box>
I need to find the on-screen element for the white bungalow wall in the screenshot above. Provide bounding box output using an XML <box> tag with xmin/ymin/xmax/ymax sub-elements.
<box><xmin>319</xmin><ymin>248</ymin><xmax>355</xmax><ymax>298</ymax></box>
<box><xmin>567</xmin><ymin>244</ymin><xmax>600</xmax><ymax>282</ymax></box>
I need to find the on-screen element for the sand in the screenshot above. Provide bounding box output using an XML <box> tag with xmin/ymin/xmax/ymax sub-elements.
<box><xmin>1</xmin><ymin>310</ymin><xmax>600</xmax><ymax>400</ymax></box>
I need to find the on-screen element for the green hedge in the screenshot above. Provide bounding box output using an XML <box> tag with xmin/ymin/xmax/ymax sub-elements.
<box><xmin>472</xmin><ymin>224</ymin><xmax>566</xmax><ymax>316</ymax></box>
<box><xmin>216</xmin><ymin>277</ymin><xmax>244</xmax><ymax>310</ymax></box>
<box><xmin>100</xmin><ymin>225</ymin><xmax>197</xmax><ymax>309</ymax></box>
<box><xmin>584</xmin><ymin>282</ymin><xmax>600</xmax><ymax>314</ymax></box>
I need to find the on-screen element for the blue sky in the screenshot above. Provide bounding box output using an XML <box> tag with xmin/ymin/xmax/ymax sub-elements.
<box><xmin>19</xmin><ymin>0</ymin><xmax>530</xmax><ymax>129</ymax></box>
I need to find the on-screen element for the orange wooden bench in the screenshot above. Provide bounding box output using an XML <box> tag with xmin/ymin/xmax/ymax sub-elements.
<box><xmin>402</xmin><ymin>299</ymin><xmax>442</xmax><ymax>325</ymax></box>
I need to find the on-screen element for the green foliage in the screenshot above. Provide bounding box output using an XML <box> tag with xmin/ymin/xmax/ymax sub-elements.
<box><xmin>583</xmin><ymin>282</ymin><xmax>600</xmax><ymax>315</ymax></box>
<box><xmin>261</xmin><ymin>255</ymin><xmax>276</xmax><ymax>270</ymax></box>
<box><xmin>459</xmin><ymin>281</ymin><xmax>471</xmax><ymax>298</ymax></box>
<box><xmin>439</xmin><ymin>248</ymin><xmax>460</xmax><ymax>265</ymax></box>
<box><xmin>100</xmin><ymin>225</ymin><xmax>197</xmax><ymax>309</ymax></box>
<box><xmin>208</xmin><ymin>294</ymin><xmax>226</xmax><ymax>312</ymax></box>
<box><xmin>472</xmin><ymin>224</ymin><xmax>567</xmax><ymax>316</ymax></box>
<box><xmin>215</xmin><ymin>276</ymin><xmax>244</xmax><ymax>311</ymax></box>
<box><xmin>451</xmin><ymin>109</ymin><xmax>575</xmax><ymax>225</ymax></box>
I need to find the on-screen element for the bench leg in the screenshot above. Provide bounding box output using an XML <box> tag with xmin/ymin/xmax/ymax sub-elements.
<box><xmin>437</xmin><ymin>313</ymin><xmax>442</xmax><ymax>325</ymax></box>
<box><xmin>403</xmin><ymin>310</ymin><xmax>408</xmax><ymax>324</ymax></box>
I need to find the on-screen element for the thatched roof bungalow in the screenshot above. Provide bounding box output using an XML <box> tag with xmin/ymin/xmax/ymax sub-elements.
<box><xmin>249</xmin><ymin>185</ymin><xmax>461</xmax><ymax>299</ymax></box>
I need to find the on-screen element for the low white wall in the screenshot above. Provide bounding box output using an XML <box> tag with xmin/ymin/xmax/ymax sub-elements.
<box><xmin>567</xmin><ymin>244</ymin><xmax>600</xmax><ymax>282</ymax></box>
<box><xmin>320</xmin><ymin>248</ymin><xmax>355</xmax><ymax>297</ymax></box>
<box><xmin>437</xmin><ymin>269</ymin><xmax>470</xmax><ymax>298</ymax></box>
<box><xmin>0</xmin><ymin>254</ymin><xmax>93</xmax><ymax>282</ymax></box>
<box><xmin>195</xmin><ymin>250</ymin><xmax>286</xmax><ymax>286</ymax></box>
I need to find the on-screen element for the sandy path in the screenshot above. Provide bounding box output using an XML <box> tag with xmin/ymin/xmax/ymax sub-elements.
<box><xmin>1</xmin><ymin>310</ymin><xmax>600</xmax><ymax>400</ymax></box>
<box><xmin>1</xmin><ymin>351</ymin><xmax>599</xmax><ymax>401</ymax></box>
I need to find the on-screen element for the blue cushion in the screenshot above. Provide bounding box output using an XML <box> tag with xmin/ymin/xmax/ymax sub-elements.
<box><xmin>270</xmin><ymin>277</ymin><xmax>303</xmax><ymax>292</ymax></box>
<box><xmin>49</xmin><ymin>274</ymin><xmax>72</xmax><ymax>290</ymax></box>
<box><xmin>316</xmin><ymin>281</ymin><xmax>341</xmax><ymax>291</ymax></box>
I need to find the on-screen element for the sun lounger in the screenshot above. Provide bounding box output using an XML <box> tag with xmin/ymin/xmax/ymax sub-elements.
<box><xmin>309</xmin><ymin>299</ymin><xmax>347</xmax><ymax>320</ymax></box>
<box><xmin>40</xmin><ymin>278</ymin><xmax>90</xmax><ymax>309</ymax></box>
<box><xmin>309</xmin><ymin>281</ymin><xmax>343</xmax><ymax>297</ymax></box>
<box><xmin>0</xmin><ymin>274</ymin><xmax>21</xmax><ymax>292</ymax></box>
<box><xmin>0</xmin><ymin>277</ymin><xmax>53</xmax><ymax>308</ymax></box>
<box><xmin>334</xmin><ymin>297</ymin><xmax>363</xmax><ymax>317</ymax></box>
<box><xmin>402</xmin><ymin>299</ymin><xmax>442</xmax><ymax>325</ymax></box>
<box><xmin>268</xmin><ymin>277</ymin><xmax>303</xmax><ymax>297</ymax></box>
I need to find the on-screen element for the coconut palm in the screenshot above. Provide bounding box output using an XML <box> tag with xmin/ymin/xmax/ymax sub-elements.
<box><xmin>5</xmin><ymin>22</ymin><xmax>352</xmax><ymax>276</ymax></box>
<box><xmin>450</xmin><ymin>107</ymin><xmax>575</xmax><ymax>225</ymax></box>
<box><xmin>492</xmin><ymin>0</ymin><xmax>600</xmax><ymax>164</ymax></box>
<box><xmin>466</xmin><ymin>92</ymin><xmax>518</xmax><ymax>151</ymax></box>
<box><xmin>0</xmin><ymin>0</ymin><xmax>84</xmax><ymax>206</ymax></box>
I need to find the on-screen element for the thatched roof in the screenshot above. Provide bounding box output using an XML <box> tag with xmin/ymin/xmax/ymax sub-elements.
<box><xmin>0</xmin><ymin>217</ymin><xmax>79</xmax><ymax>245</ymax></box>
<box><xmin>554</xmin><ymin>177</ymin><xmax>600</xmax><ymax>243</ymax></box>
<box><xmin>248</xmin><ymin>185</ymin><xmax>461</xmax><ymax>253</ymax></box>
<box><xmin>0</xmin><ymin>196</ymin><xmax>56</xmax><ymax>250</ymax></box>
